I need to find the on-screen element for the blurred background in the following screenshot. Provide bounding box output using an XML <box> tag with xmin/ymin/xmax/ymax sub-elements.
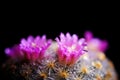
<box><xmin>0</xmin><ymin>10</ymin><xmax>120</xmax><ymax>79</ymax></box>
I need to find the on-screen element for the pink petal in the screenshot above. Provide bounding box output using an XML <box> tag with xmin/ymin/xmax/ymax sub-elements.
<box><xmin>99</xmin><ymin>40</ymin><xmax>108</xmax><ymax>51</ymax></box>
<box><xmin>84</xmin><ymin>31</ymin><xmax>93</xmax><ymax>41</ymax></box>
<box><xmin>5</xmin><ymin>48</ymin><xmax>11</xmax><ymax>55</ymax></box>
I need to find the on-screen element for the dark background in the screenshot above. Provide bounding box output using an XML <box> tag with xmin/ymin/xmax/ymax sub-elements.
<box><xmin>0</xmin><ymin>10</ymin><xmax>120</xmax><ymax>79</ymax></box>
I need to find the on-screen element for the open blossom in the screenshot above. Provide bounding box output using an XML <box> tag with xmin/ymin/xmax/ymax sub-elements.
<box><xmin>56</xmin><ymin>33</ymin><xmax>86</xmax><ymax>65</ymax></box>
<box><xmin>5</xmin><ymin>35</ymin><xmax>52</xmax><ymax>61</ymax></box>
<box><xmin>84</xmin><ymin>31</ymin><xmax>108</xmax><ymax>52</ymax></box>
<box><xmin>20</xmin><ymin>35</ymin><xmax>52</xmax><ymax>61</ymax></box>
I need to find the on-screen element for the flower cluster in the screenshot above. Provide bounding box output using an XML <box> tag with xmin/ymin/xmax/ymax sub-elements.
<box><xmin>84</xmin><ymin>31</ymin><xmax>108</xmax><ymax>52</ymax></box>
<box><xmin>4</xmin><ymin>32</ymin><xmax>117</xmax><ymax>80</ymax></box>
<box><xmin>5</xmin><ymin>33</ymin><xmax>87</xmax><ymax>65</ymax></box>
<box><xmin>5</xmin><ymin>35</ymin><xmax>52</xmax><ymax>61</ymax></box>
<box><xmin>56</xmin><ymin>33</ymin><xmax>86</xmax><ymax>65</ymax></box>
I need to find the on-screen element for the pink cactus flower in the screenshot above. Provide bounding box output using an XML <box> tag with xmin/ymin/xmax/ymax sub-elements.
<box><xmin>5</xmin><ymin>35</ymin><xmax>52</xmax><ymax>61</ymax></box>
<box><xmin>20</xmin><ymin>35</ymin><xmax>52</xmax><ymax>61</ymax></box>
<box><xmin>84</xmin><ymin>31</ymin><xmax>108</xmax><ymax>52</ymax></box>
<box><xmin>56</xmin><ymin>33</ymin><xmax>86</xmax><ymax>65</ymax></box>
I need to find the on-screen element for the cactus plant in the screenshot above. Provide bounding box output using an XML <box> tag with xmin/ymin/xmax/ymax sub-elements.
<box><xmin>2</xmin><ymin>32</ymin><xmax>118</xmax><ymax>80</ymax></box>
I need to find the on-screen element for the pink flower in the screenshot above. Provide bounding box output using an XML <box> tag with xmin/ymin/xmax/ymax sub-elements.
<box><xmin>84</xmin><ymin>31</ymin><xmax>108</xmax><ymax>52</ymax></box>
<box><xmin>20</xmin><ymin>35</ymin><xmax>52</xmax><ymax>61</ymax></box>
<box><xmin>56</xmin><ymin>33</ymin><xmax>86</xmax><ymax>65</ymax></box>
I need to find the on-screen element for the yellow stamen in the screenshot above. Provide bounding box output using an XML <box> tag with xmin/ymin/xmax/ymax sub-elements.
<box><xmin>40</xmin><ymin>73</ymin><xmax>47</xmax><ymax>79</ymax></box>
<box><xmin>92</xmin><ymin>61</ymin><xmax>102</xmax><ymax>69</ymax></box>
<box><xmin>96</xmin><ymin>74</ymin><xmax>101</xmax><ymax>80</ymax></box>
<box><xmin>97</xmin><ymin>52</ymin><xmax>106</xmax><ymax>60</ymax></box>
<box><xmin>59</xmin><ymin>70</ymin><xmax>69</xmax><ymax>78</ymax></box>
<box><xmin>47</xmin><ymin>61</ymin><xmax>55</xmax><ymax>69</ymax></box>
<box><xmin>105</xmin><ymin>71</ymin><xmax>112</xmax><ymax>80</ymax></box>
<box><xmin>81</xmin><ymin>67</ymin><xmax>88</xmax><ymax>74</ymax></box>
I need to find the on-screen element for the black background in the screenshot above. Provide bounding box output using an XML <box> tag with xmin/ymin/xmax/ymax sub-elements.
<box><xmin>0</xmin><ymin>8</ymin><xmax>120</xmax><ymax>79</ymax></box>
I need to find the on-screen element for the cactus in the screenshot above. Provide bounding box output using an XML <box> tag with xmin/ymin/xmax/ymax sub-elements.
<box><xmin>2</xmin><ymin>32</ymin><xmax>118</xmax><ymax>80</ymax></box>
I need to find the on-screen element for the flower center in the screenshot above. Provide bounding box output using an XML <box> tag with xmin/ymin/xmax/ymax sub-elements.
<box><xmin>31</xmin><ymin>42</ymin><xmax>36</xmax><ymax>47</ymax></box>
<box><xmin>67</xmin><ymin>45</ymin><xmax>76</xmax><ymax>52</ymax></box>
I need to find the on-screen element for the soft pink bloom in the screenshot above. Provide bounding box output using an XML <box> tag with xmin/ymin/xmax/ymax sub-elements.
<box><xmin>84</xmin><ymin>31</ymin><xmax>108</xmax><ymax>52</ymax></box>
<box><xmin>5</xmin><ymin>35</ymin><xmax>52</xmax><ymax>61</ymax></box>
<box><xmin>20</xmin><ymin>35</ymin><xmax>52</xmax><ymax>61</ymax></box>
<box><xmin>56</xmin><ymin>33</ymin><xmax>86</xmax><ymax>65</ymax></box>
